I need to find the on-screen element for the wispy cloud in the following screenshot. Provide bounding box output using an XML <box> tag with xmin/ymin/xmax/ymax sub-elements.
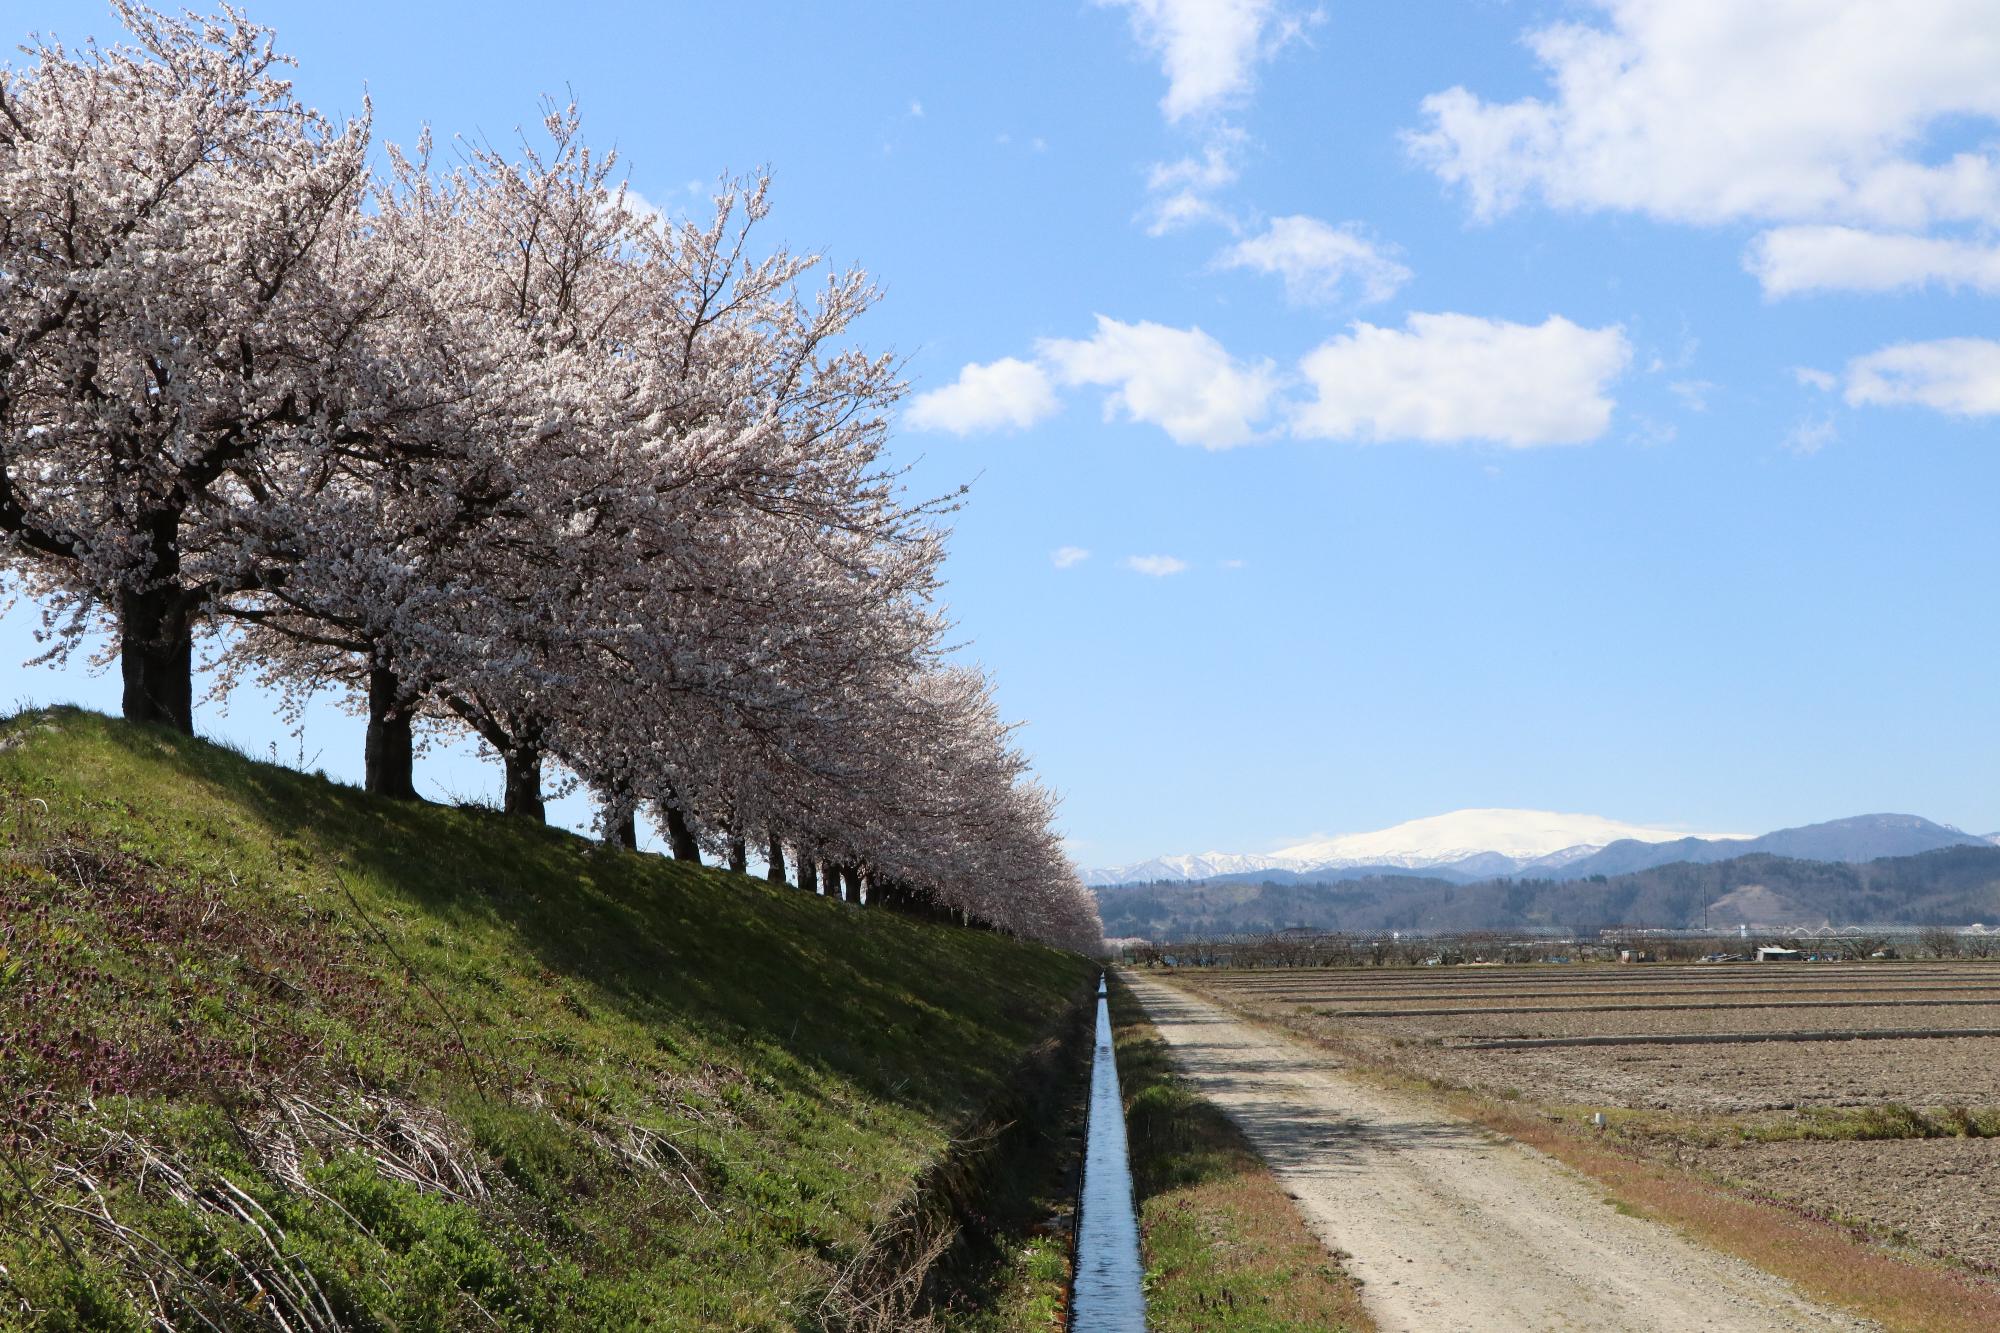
<box><xmin>1785</xmin><ymin>416</ymin><xmax>1837</xmax><ymax>455</ymax></box>
<box><xmin>1125</xmin><ymin>554</ymin><xmax>1191</xmax><ymax>576</ymax></box>
<box><xmin>1668</xmin><ymin>379</ymin><xmax>1715</xmax><ymax>412</ymax></box>
<box><xmin>1219</xmin><ymin>215</ymin><xmax>1410</xmax><ymax>305</ymax></box>
<box><xmin>1052</xmin><ymin>545</ymin><xmax>1093</xmax><ymax>569</ymax></box>
<box><xmin>1143</xmin><ymin>133</ymin><xmax>1245</xmax><ymax>234</ymax></box>
<box><xmin>1844</xmin><ymin>338</ymin><xmax>2000</xmax><ymax>415</ymax></box>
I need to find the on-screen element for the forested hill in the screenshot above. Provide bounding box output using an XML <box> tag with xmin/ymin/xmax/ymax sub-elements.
<box><xmin>1096</xmin><ymin>845</ymin><xmax>2000</xmax><ymax>939</ymax></box>
<box><xmin>0</xmin><ymin>708</ymin><xmax>1094</xmax><ymax>1328</ymax></box>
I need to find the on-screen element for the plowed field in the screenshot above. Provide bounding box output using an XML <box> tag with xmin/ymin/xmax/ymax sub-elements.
<box><xmin>1166</xmin><ymin>960</ymin><xmax>2000</xmax><ymax>1276</ymax></box>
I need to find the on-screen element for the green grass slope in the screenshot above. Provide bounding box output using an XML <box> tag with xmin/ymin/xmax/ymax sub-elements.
<box><xmin>0</xmin><ymin>707</ymin><xmax>1094</xmax><ymax>1330</ymax></box>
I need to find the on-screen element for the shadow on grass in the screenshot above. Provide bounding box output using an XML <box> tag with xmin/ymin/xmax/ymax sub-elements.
<box><xmin>10</xmin><ymin>707</ymin><xmax>1090</xmax><ymax>1125</ymax></box>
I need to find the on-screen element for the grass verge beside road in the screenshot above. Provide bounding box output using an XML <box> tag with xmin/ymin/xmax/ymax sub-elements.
<box><xmin>1107</xmin><ymin>977</ymin><xmax>1373</xmax><ymax>1333</ymax></box>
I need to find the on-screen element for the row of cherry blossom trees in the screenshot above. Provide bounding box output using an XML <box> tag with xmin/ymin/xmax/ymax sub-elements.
<box><xmin>0</xmin><ymin>4</ymin><xmax>1101</xmax><ymax>950</ymax></box>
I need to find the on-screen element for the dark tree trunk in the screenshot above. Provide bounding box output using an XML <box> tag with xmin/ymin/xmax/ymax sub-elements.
<box><xmin>441</xmin><ymin>695</ymin><xmax>543</xmax><ymax>822</ymax></box>
<box><xmin>364</xmin><ymin>661</ymin><xmax>417</xmax><ymax>799</ymax></box>
<box><xmin>726</xmin><ymin>835</ymin><xmax>747</xmax><ymax>875</ymax></box>
<box><xmin>798</xmin><ymin>855</ymin><xmax>819</xmax><ymax>896</ymax></box>
<box><xmin>502</xmin><ymin>746</ymin><xmax>545</xmax><ymax>822</ymax></box>
<box><xmin>765</xmin><ymin>834</ymin><xmax>786</xmax><ymax>884</ymax></box>
<box><xmin>662</xmin><ymin>801</ymin><xmax>701</xmax><ymax>862</ymax></box>
<box><xmin>117</xmin><ymin>571</ymin><xmax>196</xmax><ymax>734</ymax></box>
<box><xmin>595</xmin><ymin>781</ymin><xmax>638</xmax><ymax>849</ymax></box>
<box><xmin>841</xmin><ymin>865</ymin><xmax>862</xmax><ymax>903</ymax></box>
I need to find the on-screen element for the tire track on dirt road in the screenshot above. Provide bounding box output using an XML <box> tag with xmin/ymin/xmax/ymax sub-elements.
<box><xmin>1123</xmin><ymin>973</ymin><xmax>1877</xmax><ymax>1333</ymax></box>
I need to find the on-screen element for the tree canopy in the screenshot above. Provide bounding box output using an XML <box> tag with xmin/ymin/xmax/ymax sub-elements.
<box><xmin>0</xmin><ymin>3</ymin><xmax>1100</xmax><ymax>951</ymax></box>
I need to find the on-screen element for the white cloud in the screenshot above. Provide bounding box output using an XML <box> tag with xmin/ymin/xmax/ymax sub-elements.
<box><xmin>1219</xmin><ymin>215</ymin><xmax>1411</xmax><ymax>305</ymax></box>
<box><xmin>1409</xmin><ymin>1</ymin><xmax>2000</xmax><ymax>229</ymax></box>
<box><xmin>1747</xmin><ymin>225</ymin><xmax>2000</xmax><ymax>296</ymax></box>
<box><xmin>909</xmin><ymin>100</ymin><xmax>925</xmax><ymax>118</ymax></box>
<box><xmin>1125</xmin><ymin>554</ymin><xmax>1190</xmax><ymax>576</ymax></box>
<box><xmin>906</xmin><ymin>357</ymin><xmax>1060</xmax><ymax>435</ymax></box>
<box><xmin>1292</xmin><ymin>313</ymin><xmax>1632</xmax><ymax>446</ymax></box>
<box><xmin>1099</xmin><ymin>0</ymin><xmax>1295</xmax><ymax>123</ymax></box>
<box><xmin>1038</xmin><ymin>316</ymin><xmax>1278</xmax><ymax>449</ymax></box>
<box><xmin>1220</xmin><ymin>558</ymin><xmax>1247</xmax><ymax>570</ymax></box>
<box><xmin>1844</xmin><ymin>338</ymin><xmax>2000</xmax><ymax>415</ymax></box>
<box><xmin>1052</xmin><ymin>545</ymin><xmax>1092</xmax><ymax>569</ymax></box>
<box><xmin>1794</xmin><ymin>367</ymin><xmax>1838</xmax><ymax>391</ymax></box>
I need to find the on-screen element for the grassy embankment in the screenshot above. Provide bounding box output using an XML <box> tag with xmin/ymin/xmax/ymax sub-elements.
<box><xmin>1105</xmin><ymin>978</ymin><xmax>1372</xmax><ymax>1333</ymax></box>
<box><xmin>0</xmin><ymin>707</ymin><xmax>1095</xmax><ymax>1330</ymax></box>
<box><xmin>1169</xmin><ymin>969</ymin><xmax>2000</xmax><ymax>1333</ymax></box>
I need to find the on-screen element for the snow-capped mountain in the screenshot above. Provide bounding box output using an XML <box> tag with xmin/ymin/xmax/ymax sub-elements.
<box><xmin>1080</xmin><ymin>808</ymin><xmax>1746</xmax><ymax>887</ymax></box>
<box><xmin>1264</xmin><ymin>809</ymin><xmax>1742</xmax><ymax>869</ymax></box>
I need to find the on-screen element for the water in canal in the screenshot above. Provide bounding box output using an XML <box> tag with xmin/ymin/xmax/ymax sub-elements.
<box><xmin>1071</xmin><ymin>974</ymin><xmax>1146</xmax><ymax>1331</ymax></box>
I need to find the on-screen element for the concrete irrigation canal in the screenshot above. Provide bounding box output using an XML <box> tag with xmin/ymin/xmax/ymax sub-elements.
<box><xmin>1070</xmin><ymin>973</ymin><xmax>1147</xmax><ymax>1331</ymax></box>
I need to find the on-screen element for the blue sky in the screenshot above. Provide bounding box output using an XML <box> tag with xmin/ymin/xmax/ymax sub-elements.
<box><xmin>7</xmin><ymin>1</ymin><xmax>1999</xmax><ymax>865</ymax></box>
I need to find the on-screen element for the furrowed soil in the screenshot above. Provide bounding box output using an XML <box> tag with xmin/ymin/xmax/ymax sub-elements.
<box><xmin>0</xmin><ymin>708</ymin><xmax>1096</xmax><ymax>1330</ymax></box>
<box><xmin>1686</xmin><ymin>1137</ymin><xmax>2000</xmax><ymax>1272</ymax></box>
<box><xmin>1162</xmin><ymin>960</ymin><xmax>2000</xmax><ymax>1314</ymax></box>
<box><xmin>1406</xmin><ymin>1035</ymin><xmax>2000</xmax><ymax>1112</ymax></box>
<box><xmin>1201</xmin><ymin>963</ymin><xmax>2000</xmax><ymax>1111</ymax></box>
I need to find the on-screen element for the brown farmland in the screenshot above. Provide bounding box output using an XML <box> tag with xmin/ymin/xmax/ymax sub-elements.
<box><xmin>1171</xmin><ymin>959</ymin><xmax>2000</xmax><ymax>1274</ymax></box>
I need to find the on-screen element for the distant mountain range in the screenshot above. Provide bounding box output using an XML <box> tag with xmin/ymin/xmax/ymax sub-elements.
<box><xmin>1095</xmin><ymin>843</ymin><xmax>2000</xmax><ymax>940</ymax></box>
<box><xmin>1082</xmin><ymin>809</ymin><xmax>1999</xmax><ymax>888</ymax></box>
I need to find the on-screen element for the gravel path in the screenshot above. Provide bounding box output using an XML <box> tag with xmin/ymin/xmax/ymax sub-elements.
<box><xmin>1124</xmin><ymin>973</ymin><xmax>1877</xmax><ymax>1333</ymax></box>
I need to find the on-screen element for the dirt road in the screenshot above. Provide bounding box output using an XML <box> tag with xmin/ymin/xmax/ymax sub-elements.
<box><xmin>1123</xmin><ymin>973</ymin><xmax>1876</xmax><ymax>1333</ymax></box>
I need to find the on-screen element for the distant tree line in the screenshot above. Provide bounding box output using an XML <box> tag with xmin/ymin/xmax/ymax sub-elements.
<box><xmin>1120</xmin><ymin>926</ymin><xmax>1998</xmax><ymax>970</ymax></box>
<box><xmin>0</xmin><ymin>4</ymin><xmax>1100</xmax><ymax>950</ymax></box>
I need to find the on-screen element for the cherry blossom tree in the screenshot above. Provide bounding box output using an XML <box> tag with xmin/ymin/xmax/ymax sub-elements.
<box><xmin>0</xmin><ymin>3</ymin><xmax>374</xmax><ymax>731</ymax></box>
<box><xmin>0</xmin><ymin>5</ymin><xmax>1104</xmax><ymax>950</ymax></box>
<box><xmin>216</xmin><ymin>106</ymin><xmax>646</xmax><ymax>802</ymax></box>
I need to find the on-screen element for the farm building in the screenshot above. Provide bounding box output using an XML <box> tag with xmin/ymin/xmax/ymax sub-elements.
<box><xmin>1755</xmin><ymin>946</ymin><xmax>1804</xmax><ymax>962</ymax></box>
